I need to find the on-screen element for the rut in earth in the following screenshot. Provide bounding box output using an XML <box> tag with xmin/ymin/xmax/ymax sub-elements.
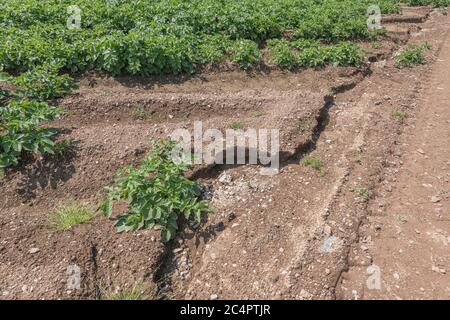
<box><xmin>291</xmin><ymin>78</ymin><xmax>370</xmax><ymax>161</ymax></box>
<box><xmin>152</xmin><ymin>70</ymin><xmax>371</xmax><ymax>299</ymax></box>
<box><xmin>190</xmin><ymin>76</ymin><xmax>368</xmax><ymax>182</ymax></box>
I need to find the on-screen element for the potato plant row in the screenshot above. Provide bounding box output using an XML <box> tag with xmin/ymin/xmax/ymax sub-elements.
<box><xmin>0</xmin><ymin>0</ymin><xmax>405</xmax><ymax>74</ymax></box>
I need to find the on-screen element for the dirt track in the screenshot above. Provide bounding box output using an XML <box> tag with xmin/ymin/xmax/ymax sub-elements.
<box><xmin>0</xmin><ymin>7</ymin><xmax>449</xmax><ymax>300</ymax></box>
<box><xmin>341</xmin><ymin>14</ymin><xmax>450</xmax><ymax>299</ymax></box>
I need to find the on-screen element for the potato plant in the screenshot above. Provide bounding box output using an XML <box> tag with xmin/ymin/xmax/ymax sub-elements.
<box><xmin>396</xmin><ymin>43</ymin><xmax>432</xmax><ymax>68</ymax></box>
<box><xmin>101</xmin><ymin>140</ymin><xmax>211</xmax><ymax>242</ymax></box>
<box><xmin>0</xmin><ymin>67</ymin><xmax>69</xmax><ymax>170</ymax></box>
<box><xmin>269</xmin><ymin>39</ymin><xmax>363</xmax><ymax>69</ymax></box>
<box><xmin>12</xmin><ymin>64</ymin><xmax>74</xmax><ymax>101</ymax></box>
<box><xmin>0</xmin><ymin>100</ymin><xmax>62</xmax><ymax>168</ymax></box>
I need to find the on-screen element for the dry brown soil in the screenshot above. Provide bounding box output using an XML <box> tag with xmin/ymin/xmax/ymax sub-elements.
<box><xmin>0</xmin><ymin>6</ymin><xmax>448</xmax><ymax>300</ymax></box>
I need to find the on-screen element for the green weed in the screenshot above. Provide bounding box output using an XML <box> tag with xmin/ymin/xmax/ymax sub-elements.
<box><xmin>230</xmin><ymin>122</ymin><xmax>244</xmax><ymax>130</ymax></box>
<box><xmin>105</xmin><ymin>285</ymin><xmax>147</xmax><ymax>300</ymax></box>
<box><xmin>355</xmin><ymin>186</ymin><xmax>372</xmax><ymax>201</ymax></box>
<box><xmin>393</xmin><ymin>110</ymin><xmax>406</xmax><ymax>119</ymax></box>
<box><xmin>48</xmin><ymin>202</ymin><xmax>96</xmax><ymax>231</ymax></box>
<box><xmin>303</xmin><ymin>156</ymin><xmax>327</xmax><ymax>177</ymax></box>
<box><xmin>53</xmin><ymin>139</ymin><xmax>75</xmax><ymax>158</ymax></box>
<box><xmin>131</xmin><ymin>106</ymin><xmax>148</xmax><ymax>120</ymax></box>
<box><xmin>371</xmin><ymin>42</ymin><xmax>382</xmax><ymax>49</ymax></box>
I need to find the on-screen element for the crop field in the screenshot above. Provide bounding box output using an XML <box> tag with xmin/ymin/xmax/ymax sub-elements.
<box><xmin>2</xmin><ymin>0</ymin><xmax>446</xmax><ymax>171</ymax></box>
<box><xmin>0</xmin><ymin>0</ymin><xmax>411</xmax><ymax>74</ymax></box>
<box><xmin>0</xmin><ymin>0</ymin><xmax>449</xmax><ymax>302</ymax></box>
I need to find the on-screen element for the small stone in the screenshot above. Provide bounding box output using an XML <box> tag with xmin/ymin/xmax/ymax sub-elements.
<box><xmin>319</xmin><ymin>236</ymin><xmax>338</xmax><ymax>253</ymax></box>
<box><xmin>300</xmin><ymin>289</ymin><xmax>312</xmax><ymax>300</ymax></box>
<box><xmin>218</xmin><ymin>173</ymin><xmax>232</xmax><ymax>184</ymax></box>
<box><xmin>29</xmin><ymin>248</ymin><xmax>40</xmax><ymax>254</ymax></box>
<box><xmin>432</xmin><ymin>265</ymin><xmax>441</xmax><ymax>273</ymax></box>
<box><xmin>210</xmin><ymin>294</ymin><xmax>218</xmax><ymax>300</ymax></box>
<box><xmin>323</xmin><ymin>225</ymin><xmax>332</xmax><ymax>236</ymax></box>
<box><xmin>431</xmin><ymin>196</ymin><xmax>441</xmax><ymax>203</ymax></box>
<box><xmin>416</xmin><ymin>148</ymin><xmax>426</xmax><ymax>155</ymax></box>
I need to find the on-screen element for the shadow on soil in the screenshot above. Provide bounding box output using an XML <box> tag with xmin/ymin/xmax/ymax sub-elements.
<box><xmin>15</xmin><ymin>141</ymin><xmax>79</xmax><ymax>200</ymax></box>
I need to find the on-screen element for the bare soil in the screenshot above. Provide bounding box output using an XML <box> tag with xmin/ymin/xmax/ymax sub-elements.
<box><xmin>0</xmin><ymin>6</ymin><xmax>449</xmax><ymax>300</ymax></box>
<box><xmin>340</xmin><ymin>10</ymin><xmax>450</xmax><ymax>299</ymax></box>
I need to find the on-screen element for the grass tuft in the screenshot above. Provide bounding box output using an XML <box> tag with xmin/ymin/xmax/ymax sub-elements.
<box><xmin>53</xmin><ymin>139</ymin><xmax>75</xmax><ymax>158</ymax></box>
<box><xmin>105</xmin><ymin>285</ymin><xmax>147</xmax><ymax>300</ymax></box>
<box><xmin>303</xmin><ymin>156</ymin><xmax>327</xmax><ymax>177</ymax></box>
<box><xmin>48</xmin><ymin>203</ymin><xmax>96</xmax><ymax>231</ymax></box>
<box><xmin>393</xmin><ymin>110</ymin><xmax>406</xmax><ymax>120</ymax></box>
<box><xmin>131</xmin><ymin>106</ymin><xmax>148</xmax><ymax>120</ymax></box>
<box><xmin>355</xmin><ymin>186</ymin><xmax>372</xmax><ymax>201</ymax></box>
<box><xmin>230</xmin><ymin>122</ymin><xmax>244</xmax><ymax>130</ymax></box>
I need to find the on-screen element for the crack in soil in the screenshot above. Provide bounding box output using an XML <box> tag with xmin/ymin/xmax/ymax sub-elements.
<box><xmin>155</xmin><ymin>70</ymin><xmax>373</xmax><ymax>300</ymax></box>
<box><xmin>89</xmin><ymin>242</ymin><xmax>102</xmax><ymax>299</ymax></box>
<box><xmin>190</xmin><ymin>74</ymin><xmax>369</xmax><ymax>182</ymax></box>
